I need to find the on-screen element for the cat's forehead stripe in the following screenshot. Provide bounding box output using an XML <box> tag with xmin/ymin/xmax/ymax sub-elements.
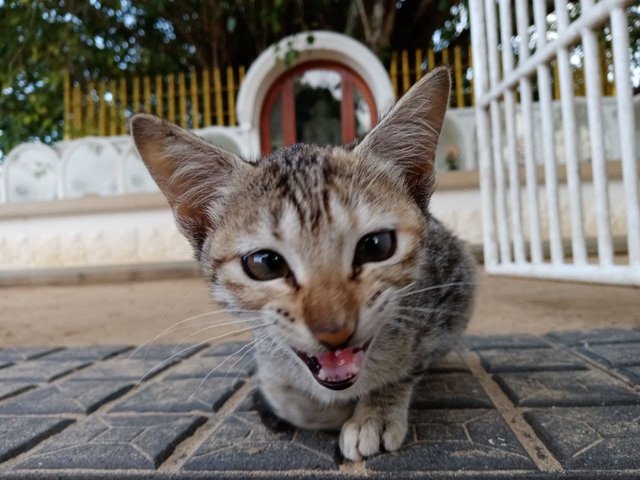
<box><xmin>260</xmin><ymin>144</ymin><xmax>349</xmax><ymax>233</ymax></box>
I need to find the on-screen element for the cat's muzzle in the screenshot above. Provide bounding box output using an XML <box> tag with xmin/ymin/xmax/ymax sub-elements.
<box><xmin>293</xmin><ymin>339</ymin><xmax>371</xmax><ymax>390</ymax></box>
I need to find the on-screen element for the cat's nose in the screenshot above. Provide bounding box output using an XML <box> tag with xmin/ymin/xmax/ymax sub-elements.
<box><xmin>315</xmin><ymin>327</ymin><xmax>354</xmax><ymax>350</ymax></box>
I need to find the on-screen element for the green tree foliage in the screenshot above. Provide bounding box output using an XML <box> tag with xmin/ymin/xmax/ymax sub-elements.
<box><xmin>0</xmin><ymin>0</ymin><xmax>465</xmax><ymax>160</ymax></box>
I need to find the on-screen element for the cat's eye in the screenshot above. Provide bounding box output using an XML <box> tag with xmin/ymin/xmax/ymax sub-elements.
<box><xmin>242</xmin><ymin>250</ymin><xmax>291</xmax><ymax>281</ymax></box>
<box><xmin>353</xmin><ymin>230</ymin><xmax>397</xmax><ymax>266</ymax></box>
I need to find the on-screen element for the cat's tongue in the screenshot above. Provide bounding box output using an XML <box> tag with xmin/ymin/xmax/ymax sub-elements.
<box><xmin>295</xmin><ymin>341</ymin><xmax>371</xmax><ymax>391</ymax></box>
<box><xmin>315</xmin><ymin>347</ymin><xmax>364</xmax><ymax>384</ymax></box>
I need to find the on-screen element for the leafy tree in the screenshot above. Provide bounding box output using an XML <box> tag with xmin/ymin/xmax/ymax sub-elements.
<box><xmin>0</xmin><ymin>0</ymin><xmax>466</xmax><ymax>160</ymax></box>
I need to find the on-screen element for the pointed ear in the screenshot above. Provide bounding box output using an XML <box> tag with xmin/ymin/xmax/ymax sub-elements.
<box><xmin>130</xmin><ymin>114</ymin><xmax>247</xmax><ymax>256</ymax></box>
<box><xmin>355</xmin><ymin>67</ymin><xmax>451</xmax><ymax>207</ymax></box>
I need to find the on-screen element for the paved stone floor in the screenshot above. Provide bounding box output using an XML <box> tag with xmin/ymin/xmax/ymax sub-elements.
<box><xmin>1</xmin><ymin>328</ymin><xmax>640</xmax><ymax>479</ymax></box>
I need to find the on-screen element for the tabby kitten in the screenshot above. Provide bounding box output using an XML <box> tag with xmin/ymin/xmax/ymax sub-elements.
<box><xmin>131</xmin><ymin>67</ymin><xmax>476</xmax><ymax>460</ymax></box>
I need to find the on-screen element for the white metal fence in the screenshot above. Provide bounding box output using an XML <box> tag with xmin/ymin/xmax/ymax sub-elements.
<box><xmin>470</xmin><ymin>0</ymin><xmax>639</xmax><ymax>285</ymax></box>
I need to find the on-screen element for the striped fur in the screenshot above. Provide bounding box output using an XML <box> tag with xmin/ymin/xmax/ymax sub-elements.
<box><xmin>131</xmin><ymin>67</ymin><xmax>476</xmax><ymax>460</ymax></box>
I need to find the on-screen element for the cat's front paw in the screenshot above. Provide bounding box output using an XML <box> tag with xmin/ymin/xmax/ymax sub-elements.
<box><xmin>339</xmin><ymin>407</ymin><xmax>408</xmax><ymax>461</ymax></box>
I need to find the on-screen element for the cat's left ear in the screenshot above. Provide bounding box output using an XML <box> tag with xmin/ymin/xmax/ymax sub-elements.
<box><xmin>355</xmin><ymin>67</ymin><xmax>451</xmax><ymax>207</ymax></box>
<box><xmin>130</xmin><ymin>114</ymin><xmax>248</xmax><ymax>256</ymax></box>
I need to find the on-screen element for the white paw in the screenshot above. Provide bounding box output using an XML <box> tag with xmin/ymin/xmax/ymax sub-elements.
<box><xmin>339</xmin><ymin>411</ymin><xmax>408</xmax><ymax>461</ymax></box>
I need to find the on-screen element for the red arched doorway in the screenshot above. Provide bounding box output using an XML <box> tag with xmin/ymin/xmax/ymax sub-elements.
<box><xmin>260</xmin><ymin>61</ymin><xmax>378</xmax><ymax>155</ymax></box>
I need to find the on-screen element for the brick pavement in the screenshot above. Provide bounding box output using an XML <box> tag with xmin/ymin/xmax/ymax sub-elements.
<box><xmin>1</xmin><ymin>329</ymin><xmax>640</xmax><ymax>479</ymax></box>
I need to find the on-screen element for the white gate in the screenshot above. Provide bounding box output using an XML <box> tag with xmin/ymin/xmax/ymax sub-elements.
<box><xmin>469</xmin><ymin>0</ymin><xmax>639</xmax><ymax>285</ymax></box>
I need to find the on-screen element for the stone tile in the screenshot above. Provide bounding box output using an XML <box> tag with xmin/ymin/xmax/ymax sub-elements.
<box><xmin>165</xmin><ymin>355</ymin><xmax>255</xmax><ymax>380</ymax></box>
<box><xmin>578</xmin><ymin>342</ymin><xmax>640</xmax><ymax>368</ymax></box>
<box><xmin>110</xmin><ymin>378</ymin><xmax>243</xmax><ymax>413</ymax></box>
<box><xmin>524</xmin><ymin>406</ymin><xmax>640</xmax><ymax>469</ymax></box>
<box><xmin>0</xmin><ymin>383</ymin><xmax>35</xmax><ymax>401</ymax></box>
<box><xmin>619</xmin><ymin>365</ymin><xmax>640</xmax><ymax>385</ymax></box>
<box><xmin>0</xmin><ymin>347</ymin><xmax>63</xmax><ymax>362</ymax></box>
<box><xmin>494</xmin><ymin>369</ymin><xmax>640</xmax><ymax>407</ymax></box>
<box><xmin>463</xmin><ymin>334</ymin><xmax>550</xmax><ymax>350</ymax></box>
<box><xmin>478</xmin><ymin>347</ymin><xmax>587</xmax><ymax>373</ymax></box>
<box><xmin>184</xmin><ymin>411</ymin><xmax>338</xmax><ymax>471</ymax></box>
<box><xmin>66</xmin><ymin>358</ymin><xmax>177</xmax><ymax>382</ymax></box>
<box><xmin>547</xmin><ymin>328</ymin><xmax>640</xmax><ymax>346</ymax></box>
<box><xmin>17</xmin><ymin>415</ymin><xmax>206</xmax><ymax>470</ymax></box>
<box><xmin>0</xmin><ymin>417</ymin><xmax>74</xmax><ymax>462</ymax></box>
<box><xmin>0</xmin><ymin>380</ymin><xmax>132</xmax><ymax>415</ymax></box>
<box><xmin>412</xmin><ymin>372</ymin><xmax>494</xmax><ymax>409</ymax></box>
<box><xmin>201</xmin><ymin>341</ymin><xmax>250</xmax><ymax>357</ymax></box>
<box><xmin>428</xmin><ymin>349</ymin><xmax>469</xmax><ymax>373</ymax></box>
<box><xmin>38</xmin><ymin>345</ymin><xmax>132</xmax><ymax>362</ymax></box>
<box><xmin>125</xmin><ymin>343</ymin><xmax>206</xmax><ymax>361</ymax></box>
<box><xmin>365</xmin><ymin>409</ymin><xmax>535</xmax><ymax>471</ymax></box>
<box><xmin>0</xmin><ymin>361</ymin><xmax>90</xmax><ymax>382</ymax></box>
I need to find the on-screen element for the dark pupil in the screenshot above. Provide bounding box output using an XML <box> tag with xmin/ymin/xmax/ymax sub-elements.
<box><xmin>243</xmin><ymin>250</ymin><xmax>289</xmax><ymax>281</ymax></box>
<box><xmin>354</xmin><ymin>231</ymin><xmax>396</xmax><ymax>265</ymax></box>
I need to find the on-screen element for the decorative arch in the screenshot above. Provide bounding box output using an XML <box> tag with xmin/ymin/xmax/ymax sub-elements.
<box><xmin>236</xmin><ymin>31</ymin><xmax>395</xmax><ymax>156</ymax></box>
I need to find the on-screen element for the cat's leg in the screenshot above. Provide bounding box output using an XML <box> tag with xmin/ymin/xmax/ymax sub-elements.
<box><xmin>339</xmin><ymin>377</ymin><xmax>415</xmax><ymax>460</ymax></box>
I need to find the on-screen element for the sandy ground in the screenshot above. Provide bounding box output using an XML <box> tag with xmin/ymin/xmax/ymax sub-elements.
<box><xmin>1</xmin><ymin>270</ymin><xmax>638</xmax><ymax>347</ymax></box>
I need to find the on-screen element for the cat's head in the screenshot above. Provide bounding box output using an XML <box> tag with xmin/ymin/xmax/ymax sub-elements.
<box><xmin>131</xmin><ymin>68</ymin><xmax>450</xmax><ymax>391</ymax></box>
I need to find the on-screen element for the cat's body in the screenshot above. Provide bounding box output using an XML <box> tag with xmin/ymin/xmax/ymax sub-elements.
<box><xmin>131</xmin><ymin>68</ymin><xmax>476</xmax><ymax>460</ymax></box>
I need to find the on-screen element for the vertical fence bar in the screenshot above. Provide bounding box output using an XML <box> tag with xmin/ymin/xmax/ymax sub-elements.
<box><xmin>390</xmin><ymin>52</ymin><xmax>398</xmax><ymax>98</ymax></box>
<box><xmin>226</xmin><ymin>66</ymin><xmax>236</xmax><ymax>125</ymax></box>
<box><xmin>427</xmin><ymin>48</ymin><xmax>435</xmax><ymax>71</ymax></box>
<box><xmin>155</xmin><ymin>75</ymin><xmax>163</xmax><ymax>118</ymax></box>
<box><xmin>202</xmin><ymin>69</ymin><xmax>212</xmax><ymax>126</ymax></box>
<box><xmin>109</xmin><ymin>81</ymin><xmax>117</xmax><ymax>136</ymax></box>
<box><xmin>239</xmin><ymin>66</ymin><xmax>246</xmax><ymax>84</ymax></box>
<box><xmin>533</xmin><ymin>0</ymin><xmax>564</xmax><ymax>264</ymax></box>
<box><xmin>213</xmin><ymin>67</ymin><xmax>224</xmax><ymax>126</ymax></box>
<box><xmin>63</xmin><ymin>70</ymin><xmax>71</xmax><ymax>139</ymax></box>
<box><xmin>454</xmin><ymin>46</ymin><xmax>465</xmax><ymax>108</ymax></box>
<box><xmin>86</xmin><ymin>81</ymin><xmax>96</xmax><ymax>135</ymax></box>
<box><xmin>515</xmin><ymin>0</ymin><xmax>543</xmax><ymax>264</ymax></box>
<box><xmin>167</xmin><ymin>74</ymin><xmax>176</xmax><ymax>123</ymax></box>
<box><xmin>469</xmin><ymin>0</ymin><xmax>498</xmax><ymax>268</ymax></box>
<box><xmin>98</xmin><ymin>81</ymin><xmax>106</xmax><ymax>136</ymax></box>
<box><xmin>178</xmin><ymin>72</ymin><xmax>187</xmax><ymax>128</ymax></box>
<box><xmin>415</xmin><ymin>49</ymin><xmax>423</xmax><ymax>80</ymax></box>
<box><xmin>442</xmin><ymin>47</ymin><xmax>450</xmax><ymax>66</ymax></box>
<box><xmin>610</xmin><ymin>6</ymin><xmax>640</xmax><ymax>266</ymax></box>
<box><xmin>552</xmin><ymin>62</ymin><xmax>561</xmax><ymax>100</ymax></box>
<box><xmin>119</xmin><ymin>78</ymin><xmax>127</xmax><ymax>134</ymax></box>
<box><xmin>499</xmin><ymin>0</ymin><xmax>526</xmax><ymax>264</ymax></box>
<box><xmin>580</xmin><ymin>0</ymin><xmax>613</xmax><ymax>266</ymax></box>
<box><xmin>554</xmin><ymin>0</ymin><xmax>587</xmax><ymax>265</ymax></box>
<box><xmin>485</xmin><ymin>0</ymin><xmax>512</xmax><ymax>263</ymax></box>
<box><xmin>190</xmin><ymin>68</ymin><xmax>200</xmax><ymax>129</ymax></box>
<box><xmin>469</xmin><ymin>45</ymin><xmax>475</xmax><ymax>106</ymax></box>
<box><xmin>401</xmin><ymin>50</ymin><xmax>410</xmax><ymax>94</ymax></box>
<box><xmin>599</xmin><ymin>41</ymin><xmax>609</xmax><ymax>96</ymax></box>
<box><xmin>143</xmin><ymin>76</ymin><xmax>151</xmax><ymax>113</ymax></box>
<box><xmin>72</xmin><ymin>83</ymin><xmax>82</xmax><ymax>136</ymax></box>
<box><xmin>133</xmin><ymin>77</ymin><xmax>141</xmax><ymax>113</ymax></box>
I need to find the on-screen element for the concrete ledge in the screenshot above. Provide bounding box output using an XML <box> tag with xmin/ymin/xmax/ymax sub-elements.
<box><xmin>0</xmin><ymin>261</ymin><xmax>199</xmax><ymax>287</ymax></box>
<box><xmin>0</xmin><ymin>193</ymin><xmax>169</xmax><ymax>220</ymax></box>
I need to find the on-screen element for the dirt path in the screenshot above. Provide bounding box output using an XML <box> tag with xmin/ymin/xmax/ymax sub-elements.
<box><xmin>1</xmin><ymin>270</ymin><xmax>638</xmax><ymax>346</ymax></box>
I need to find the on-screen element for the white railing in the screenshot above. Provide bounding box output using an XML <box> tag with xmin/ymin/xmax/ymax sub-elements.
<box><xmin>470</xmin><ymin>0</ymin><xmax>639</xmax><ymax>285</ymax></box>
<box><xmin>0</xmin><ymin>127</ymin><xmax>248</xmax><ymax>204</ymax></box>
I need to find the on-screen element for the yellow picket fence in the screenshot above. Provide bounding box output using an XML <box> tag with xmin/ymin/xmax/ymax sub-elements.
<box><xmin>63</xmin><ymin>44</ymin><xmax>617</xmax><ymax>140</ymax></box>
<box><xmin>63</xmin><ymin>66</ymin><xmax>246</xmax><ymax>139</ymax></box>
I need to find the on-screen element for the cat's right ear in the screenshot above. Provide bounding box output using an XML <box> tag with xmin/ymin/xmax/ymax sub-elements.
<box><xmin>130</xmin><ymin>114</ymin><xmax>247</xmax><ymax>255</ymax></box>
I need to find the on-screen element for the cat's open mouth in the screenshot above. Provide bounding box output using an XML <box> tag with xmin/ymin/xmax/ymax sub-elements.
<box><xmin>293</xmin><ymin>340</ymin><xmax>371</xmax><ymax>390</ymax></box>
